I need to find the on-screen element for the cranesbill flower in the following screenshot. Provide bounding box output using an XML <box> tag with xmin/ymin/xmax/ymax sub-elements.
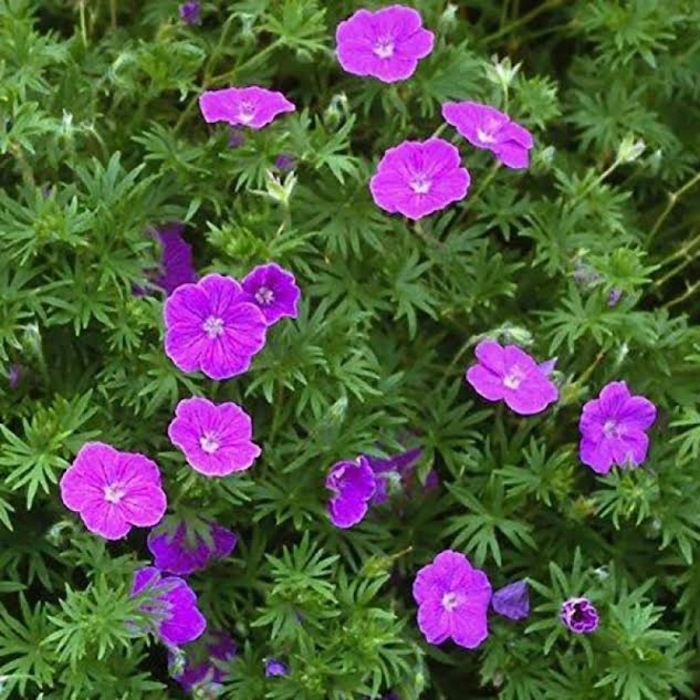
<box><xmin>153</xmin><ymin>223</ymin><xmax>196</xmax><ymax>296</ymax></box>
<box><xmin>147</xmin><ymin>517</ymin><xmax>237</xmax><ymax>575</ymax></box>
<box><xmin>465</xmin><ymin>339</ymin><xmax>559</xmax><ymax>415</ymax></box>
<box><xmin>412</xmin><ymin>550</ymin><xmax>492</xmax><ymax>649</ymax></box>
<box><xmin>264</xmin><ymin>658</ymin><xmax>289</xmax><ymax>677</ymax></box>
<box><xmin>579</xmin><ymin>380</ymin><xmax>656</xmax><ymax>474</ymax></box>
<box><xmin>169</xmin><ymin>629</ymin><xmax>237</xmax><ymax>692</ymax></box>
<box><xmin>442</xmin><ymin>101</ymin><xmax>534</xmax><ymax>170</ymax></box>
<box><xmin>491</xmin><ymin>579</ymin><xmax>530</xmax><ymax>621</ymax></box>
<box><xmin>168</xmin><ymin>396</ymin><xmax>261</xmax><ymax>477</ymax></box>
<box><xmin>560</xmin><ymin>597</ymin><xmax>599</xmax><ymax>634</ymax></box>
<box><xmin>336</xmin><ymin>5</ymin><xmax>434</xmax><ymax>83</ymax></box>
<box><xmin>365</xmin><ymin>446</ymin><xmax>422</xmax><ymax>505</ymax></box>
<box><xmin>369</xmin><ymin>138</ymin><xmax>470</xmax><ymax>220</ymax></box>
<box><xmin>59</xmin><ymin>442</ymin><xmax>167</xmax><ymax>540</ymax></box>
<box><xmin>199</xmin><ymin>86</ymin><xmax>295</xmax><ymax>130</ymax></box>
<box><xmin>241</xmin><ymin>263</ymin><xmax>301</xmax><ymax>325</ymax></box>
<box><xmin>131</xmin><ymin>567</ymin><xmax>207</xmax><ymax>647</ymax></box>
<box><xmin>326</xmin><ymin>457</ymin><xmax>376</xmax><ymax>528</ymax></box>
<box><xmin>179</xmin><ymin>1</ymin><xmax>201</xmax><ymax>25</ymax></box>
<box><xmin>164</xmin><ymin>273</ymin><xmax>268</xmax><ymax>380</ymax></box>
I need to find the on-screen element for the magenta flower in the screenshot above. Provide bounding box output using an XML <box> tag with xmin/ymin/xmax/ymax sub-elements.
<box><xmin>412</xmin><ymin>550</ymin><xmax>492</xmax><ymax>649</ymax></box>
<box><xmin>199</xmin><ymin>86</ymin><xmax>295</xmax><ymax>130</ymax></box>
<box><xmin>241</xmin><ymin>263</ymin><xmax>301</xmax><ymax>325</ymax></box>
<box><xmin>264</xmin><ymin>658</ymin><xmax>289</xmax><ymax>677</ymax></box>
<box><xmin>59</xmin><ymin>442</ymin><xmax>167</xmax><ymax>540</ymax></box>
<box><xmin>168</xmin><ymin>396</ymin><xmax>261</xmax><ymax>477</ymax></box>
<box><xmin>491</xmin><ymin>580</ymin><xmax>530</xmax><ymax>621</ymax></box>
<box><xmin>326</xmin><ymin>457</ymin><xmax>377</xmax><ymax>528</ymax></box>
<box><xmin>169</xmin><ymin>629</ymin><xmax>237</xmax><ymax>692</ymax></box>
<box><xmin>164</xmin><ymin>273</ymin><xmax>268</xmax><ymax>380</ymax></box>
<box><xmin>153</xmin><ymin>223</ymin><xmax>196</xmax><ymax>296</ymax></box>
<box><xmin>336</xmin><ymin>5</ymin><xmax>434</xmax><ymax>83</ymax></box>
<box><xmin>147</xmin><ymin>517</ymin><xmax>237</xmax><ymax>575</ymax></box>
<box><xmin>560</xmin><ymin>597</ymin><xmax>599</xmax><ymax>634</ymax></box>
<box><xmin>369</xmin><ymin>138</ymin><xmax>470</xmax><ymax>220</ymax></box>
<box><xmin>131</xmin><ymin>567</ymin><xmax>206</xmax><ymax>647</ymax></box>
<box><xmin>442</xmin><ymin>101</ymin><xmax>534</xmax><ymax>170</ymax></box>
<box><xmin>465</xmin><ymin>339</ymin><xmax>559</xmax><ymax>415</ymax></box>
<box><xmin>579</xmin><ymin>380</ymin><xmax>656</xmax><ymax>474</ymax></box>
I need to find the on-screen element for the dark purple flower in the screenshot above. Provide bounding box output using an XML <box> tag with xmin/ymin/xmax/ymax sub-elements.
<box><xmin>560</xmin><ymin>597</ymin><xmax>599</xmax><ymax>634</ymax></box>
<box><xmin>153</xmin><ymin>223</ymin><xmax>196</xmax><ymax>296</ymax></box>
<box><xmin>264</xmin><ymin>658</ymin><xmax>289</xmax><ymax>677</ymax></box>
<box><xmin>326</xmin><ymin>457</ymin><xmax>376</xmax><ymax>528</ymax></box>
<box><xmin>147</xmin><ymin>517</ymin><xmax>237</xmax><ymax>575</ymax></box>
<box><xmin>365</xmin><ymin>447</ymin><xmax>423</xmax><ymax>504</ymax></box>
<box><xmin>7</xmin><ymin>364</ymin><xmax>22</xmax><ymax>389</ymax></box>
<box><xmin>491</xmin><ymin>580</ymin><xmax>530</xmax><ymax>621</ymax></box>
<box><xmin>240</xmin><ymin>263</ymin><xmax>301</xmax><ymax>325</ymax></box>
<box><xmin>170</xmin><ymin>629</ymin><xmax>237</xmax><ymax>692</ymax></box>
<box><xmin>179</xmin><ymin>2</ymin><xmax>201</xmax><ymax>26</ymax></box>
<box><xmin>274</xmin><ymin>153</ymin><xmax>296</xmax><ymax>172</ymax></box>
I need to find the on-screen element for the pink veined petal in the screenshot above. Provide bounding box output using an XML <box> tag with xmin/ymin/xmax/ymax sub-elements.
<box><xmin>417</xmin><ymin>599</ymin><xmax>451</xmax><ymax>644</ymax></box>
<box><xmin>580</xmin><ymin>436</ymin><xmax>614</xmax><ymax>474</ymax></box>
<box><xmin>199</xmin><ymin>89</ymin><xmax>238</xmax><ymax>123</ymax></box>
<box><xmin>203</xmin><ymin>442</ymin><xmax>262</xmax><ymax>475</ymax></box>
<box><xmin>466</xmin><ymin>365</ymin><xmax>506</xmax><ymax>402</ymax></box>
<box><xmin>198</xmin><ymin>274</ymin><xmax>243</xmax><ymax>318</ymax></box>
<box><xmin>165</xmin><ymin>325</ymin><xmax>210</xmax><ymax>374</ymax></box>
<box><xmin>372</xmin><ymin>56</ymin><xmax>420</xmax><ymax>83</ymax></box>
<box><xmin>250</xmin><ymin>93</ymin><xmax>295</xmax><ymax>128</ymax></box>
<box><xmin>164</xmin><ymin>283</ymin><xmax>210</xmax><ymax>327</ymax></box>
<box><xmin>158</xmin><ymin>579</ymin><xmax>207</xmax><ymax>646</ymax></box>
<box><xmin>118</xmin><ymin>483</ymin><xmax>167</xmax><ymax>527</ymax></box>
<box><xmin>328</xmin><ymin>495</ymin><xmax>369</xmax><ymax>528</ymax></box>
<box><xmin>617</xmin><ymin>396</ymin><xmax>657</xmax><ymax>431</ymax></box>
<box><xmin>503</xmin><ymin>375</ymin><xmax>558</xmax><ymax>415</ymax></box>
<box><xmin>373</xmin><ymin>5</ymin><xmax>423</xmax><ymax>38</ymax></box>
<box><xmin>369</xmin><ymin>171</ymin><xmax>410</xmax><ymax>213</ymax></box>
<box><xmin>493</xmin><ymin>141</ymin><xmax>530</xmax><ymax>169</ymax></box>
<box><xmin>214</xmin><ymin>402</ymin><xmax>253</xmax><ymax>441</ymax></box>
<box><xmin>60</xmin><ymin>467</ymin><xmax>104</xmax><ymax>511</ymax></box>
<box><xmin>397</xmin><ymin>27</ymin><xmax>434</xmax><ymax>59</ymax></box>
<box><xmin>448</xmin><ymin>564</ymin><xmax>491</xmax><ymax>602</ymax></box>
<box><xmin>81</xmin><ymin>503</ymin><xmax>132</xmax><ymax>540</ymax></box>
<box><xmin>119</xmin><ymin>453</ymin><xmax>162</xmax><ymax>489</ymax></box>
<box><xmin>503</xmin><ymin>345</ymin><xmax>538</xmax><ymax>373</ymax></box>
<box><xmin>474</xmin><ymin>340</ymin><xmax>506</xmax><ymax>376</ymax></box>
<box><xmin>610</xmin><ymin>431</ymin><xmax>650</xmax><ymax>467</ymax></box>
<box><xmin>412</xmin><ymin>563</ymin><xmax>449</xmax><ymax>605</ymax></box>
<box><xmin>500</xmin><ymin>121</ymin><xmax>534</xmax><ymax>149</ymax></box>
<box><xmin>426</xmin><ymin>168</ymin><xmax>471</xmax><ymax>206</ymax></box>
<box><xmin>597</xmin><ymin>381</ymin><xmax>632</xmax><ymax>416</ymax></box>
<box><xmin>449</xmin><ymin>603</ymin><xmax>490</xmax><ymax>649</ymax></box>
<box><xmin>167</xmin><ymin>415</ymin><xmax>205</xmax><ymax>460</ymax></box>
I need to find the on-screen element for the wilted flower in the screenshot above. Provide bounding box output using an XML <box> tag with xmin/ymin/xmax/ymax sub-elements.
<box><xmin>170</xmin><ymin>629</ymin><xmax>237</xmax><ymax>692</ymax></box>
<box><xmin>199</xmin><ymin>86</ymin><xmax>295</xmax><ymax>129</ymax></box>
<box><xmin>151</xmin><ymin>223</ymin><xmax>196</xmax><ymax>296</ymax></box>
<box><xmin>7</xmin><ymin>364</ymin><xmax>22</xmax><ymax>389</ymax></box>
<box><xmin>560</xmin><ymin>597</ymin><xmax>599</xmax><ymax>634</ymax></box>
<box><xmin>491</xmin><ymin>580</ymin><xmax>530</xmax><ymax>621</ymax></box>
<box><xmin>326</xmin><ymin>457</ymin><xmax>377</xmax><ymax>528</ymax></box>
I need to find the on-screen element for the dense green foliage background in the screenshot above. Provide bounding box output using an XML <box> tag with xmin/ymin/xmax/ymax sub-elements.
<box><xmin>1</xmin><ymin>0</ymin><xmax>700</xmax><ymax>698</ymax></box>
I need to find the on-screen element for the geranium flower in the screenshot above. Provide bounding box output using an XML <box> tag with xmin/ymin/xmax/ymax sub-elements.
<box><xmin>491</xmin><ymin>579</ymin><xmax>530</xmax><ymax>621</ymax></box>
<box><xmin>369</xmin><ymin>138</ymin><xmax>470</xmax><ymax>220</ymax></box>
<box><xmin>264</xmin><ymin>658</ymin><xmax>289</xmax><ymax>677</ymax></box>
<box><xmin>442</xmin><ymin>101</ymin><xmax>534</xmax><ymax>169</ymax></box>
<box><xmin>560</xmin><ymin>597</ymin><xmax>599</xmax><ymax>634</ymax></box>
<box><xmin>199</xmin><ymin>86</ymin><xmax>295</xmax><ymax>129</ymax></box>
<box><xmin>59</xmin><ymin>442</ymin><xmax>167</xmax><ymax>540</ymax></box>
<box><xmin>412</xmin><ymin>550</ymin><xmax>492</xmax><ymax>649</ymax></box>
<box><xmin>241</xmin><ymin>262</ymin><xmax>301</xmax><ymax>325</ymax></box>
<box><xmin>579</xmin><ymin>380</ymin><xmax>656</xmax><ymax>474</ymax></box>
<box><xmin>169</xmin><ymin>629</ymin><xmax>237</xmax><ymax>693</ymax></box>
<box><xmin>326</xmin><ymin>457</ymin><xmax>376</xmax><ymax>528</ymax></box>
<box><xmin>164</xmin><ymin>273</ymin><xmax>268</xmax><ymax>380</ymax></box>
<box><xmin>153</xmin><ymin>223</ymin><xmax>196</xmax><ymax>296</ymax></box>
<box><xmin>179</xmin><ymin>1</ymin><xmax>201</xmax><ymax>25</ymax></box>
<box><xmin>336</xmin><ymin>5</ymin><xmax>434</xmax><ymax>83</ymax></box>
<box><xmin>168</xmin><ymin>396</ymin><xmax>261</xmax><ymax>477</ymax></box>
<box><xmin>465</xmin><ymin>339</ymin><xmax>559</xmax><ymax>415</ymax></box>
<box><xmin>364</xmin><ymin>446</ymin><xmax>423</xmax><ymax>504</ymax></box>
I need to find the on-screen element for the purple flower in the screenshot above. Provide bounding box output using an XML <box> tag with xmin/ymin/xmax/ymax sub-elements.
<box><xmin>199</xmin><ymin>86</ymin><xmax>295</xmax><ymax>130</ymax></box>
<box><xmin>228</xmin><ymin>127</ymin><xmax>246</xmax><ymax>148</ymax></box>
<box><xmin>412</xmin><ymin>550</ymin><xmax>492</xmax><ymax>649</ymax></box>
<box><xmin>607</xmin><ymin>288</ymin><xmax>623</xmax><ymax>306</ymax></box>
<box><xmin>7</xmin><ymin>364</ymin><xmax>22</xmax><ymax>389</ymax></box>
<box><xmin>465</xmin><ymin>339</ymin><xmax>559</xmax><ymax>415</ymax></box>
<box><xmin>240</xmin><ymin>263</ymin><xmax>301</xmax><ymax>325</ymax></box>
<box><xmin>179</xmin><ymin>1</ymin><xmax>201</xmax><ymax>25</ymax></box>
<box><xmin>169</xmin><ymin>629</ymin><xmax>237</xmax><ymax>692</ymax></box>
<box><xmin>164</xmin><ymin>273</ymin><xmax>268</xmax><ymax>380</ymax></box>
<box><xmin>579</xmin><ymin>380</ymin><xmax>656</xmax><ymax>475</ymax></box>
<box><xmin>147</xmin><ymin>517</ymin><xmax>237</xmax><ymax>575</ymax></box>
<box><xmin>59</xmin><ymin>442</ymin><xmax>167</xmax><ymax>540</ymax></box>
<box><xmin>168</xmin><ymin>396</ymin><xmax>262</xmax><ymax>477</ymax></box>
<box><xmin>264</xmin><ymin>658</ymin><xmax>289</xmax><ymax>677</ymax></box>
<box><xmin>365</xmin><ymin>446</ymin><xmax>423</xmax><ymax>505</ymax></box>
<box><xmin>153</xmin><ymin>223</ymin><xmax>196</xmax><ymax>296</ymax></box>
<box><xmin>274</xmin><ymin>153</ymin><xmax>297</xmax><ymax>172</ymax></box>
<box><xmin>491</xmin><ymin>580</ymin><xmax>529</xmax><ymax>621</ymax></box>
<box><xmin>560</xmin><ymin>597</ymin><xmax>599</xmax><ymax>634</ymax></box>
<box><xmin>326</xmin><ymin>457</ymin><xmax>377</xmax><ymax>528</ymax></box>
<box><xmin>538</xmin><ymin>357</ymin><xmax>558</xmax><ymax>376</ymax></box>
<box><xmin>442</xmin><ymin>101</ymin><xmax>534</xmax><ymax>170</ymax></box>
<box><xmin>335</xmin><ymin>5</ymin><xmax>434</xmax><ymax>83</ymax></box>
<box><xmin>131</xmin><ymin>566</ymin><xmax>206</xmax><ymax>647</ymax></box>
<box><xmin>369</xmin><ymin>138</ymin><xmax>470</xmax><ymax>220</ymax></box>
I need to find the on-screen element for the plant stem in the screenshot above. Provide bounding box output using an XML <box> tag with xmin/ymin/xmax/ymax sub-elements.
<box><xmin>647</xmin><ymin>169</ymin><xmax>700</xmax><ymax>244</ymax></box>
<box><xmin>482</xmin><ymin>0</ymin><xmax>568</xmax><ymax>45</ymax></box>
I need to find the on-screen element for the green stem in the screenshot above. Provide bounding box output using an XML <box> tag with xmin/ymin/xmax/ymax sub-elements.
<box><xmin>482</xmin><ymin>0</ymin><xmax>567</xmax><ymax>45</ymax></box>
<box><xmin>413</xmin><ymin>220</ymin><xmax>445</xmax><ymax>249</ymax></box>
<box><xmin>647</xmin><ymin>169</ymin><xmax>700</xmax><ymax>245</ymax></box>
<box><xmin>470</xmin><ymin>161</ymin><xmax>501</xmax><ymax>202</ymax></box>
<box><xmin>430</xmin><ymin>122</ymin><xmax>448</xmax><ymax>139</ymax></box>
<box><xmin>665</xmin><ymin>279</ymin><xmax>700</xmax><ymax>310</ymax></box>
<box><xmin>78</xmin><ymin>0</ymin><xmax>88</xmax><ymax>46</ymax></box>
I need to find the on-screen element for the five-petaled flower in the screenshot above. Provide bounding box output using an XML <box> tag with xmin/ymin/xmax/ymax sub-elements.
<box><xmin>241</xmin><ymin>262</ymin><xmax>301</xmax><ymax>325</ymax></box>
<box><xmin>130</xmin><ymin>566</ymin><xmax>207</xmax><ymax>647</ymax></box>
<box><xmin>59</xmin><ymin>442</ymin><xmax>167</xmax><ymax>540</ymax></box>
<box><xmin>335</xmin><ymin>4</ymin><xmax>435</xmax><ymax>83</ymax></box>
<box><xmin>491</xmin><ymin>579</ymin><xmax>530</xmax><ymax>621</ymax></box>
<box><xmin>369</xmin><ymin>138</ymin><xmax>471</xmax><ymax>220</ymax></box>
<box><xmin>412</xmin><ymin>550</ymin><xmax>492</xmax><ymax>649</ymax></box>
<box><xmin>199</xmin><ymin>86</ymin><xmax>295</xmax><ymax>130</ymax></box>
<box><xmin>560</xmin><ymin>597</ymin><xmax>599</xmax><ymax>634</ymax></box>
<box><xmin>579</xmin><ymin>380</ymin><xmax>656</xmax><ymax>474</ymax></box>
<box><xmin>465</xmin><ymin>339</ymin><xmax>559</xmax><ymax>415</ymax></box>
<box><xmin>442</xmin><ymin>101</ymin><xmax>534</xmax><ymax>170</ymax></box>
<box><xmin>169</xmin><ymin>629</ymin><xmax>237</xmax><ymax>693</ymax></box>
<box><xmin>168</xmin><ymin>396</ymin><xmax>262</xmax><ymax>477</ymax></box>
<box><xmin>326</xmin><ymin>457</ymin><xmax>377</xmax><ymax>528</ymax></box>
<box><xmin>164</xmin><ymin>273</ymin><xmax>268</xmax><ymax>380</ymax></box>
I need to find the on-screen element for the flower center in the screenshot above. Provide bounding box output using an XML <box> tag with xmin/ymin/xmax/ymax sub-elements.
<box><xmin>410</xmin><ymin>176</ymin><xmax>432</xmax><ymax>194</ymax></box>
<box><xmin>503</xmin><ymin>366</ymin><xmax>525</xmax><ymax>390</ymax></box>
<box><xmin>373</xmin><ymin>37</ymin><xmax>395</xmax><ymax>58</ymax></box>
<box><xmin>238</xmin><ymin>100</ymin><xmax>255</xmax><ymax>124</ymax></box>
<box><xmin>255</xmin><ymin>286</ymin><xmax>275</xmax><ymax>305</ymax></box>
<box><xmin>104</xmin><ymin>484</ymin><xmax>125</xmax><ymax>504</ymax></box>
<box><xmin>441</xmin><ymin>591</ymin><xmax>461</xmax><ymax>611</ymax></box>
<box><xmin>603</xmin><ymin>420</ymin><xmax>619</xmax><ymax>438</ymax></box>
<box><xmin>199</xmin><ymin>432</ymin><xmax>220</xmax><ymax>454</ymax></box>
<box><xmin>477</xmin><ymin>127</ymin><xmax>496</xmax><ymax>144</ymax></box>
<box><xmin>202</xmin><ymin>316</ymin><xmax>225</xmax><ymax>338</ymax></box>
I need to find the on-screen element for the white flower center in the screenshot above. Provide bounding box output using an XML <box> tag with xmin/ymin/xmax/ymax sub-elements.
<box><xmin>104</xmin><ymin>484</ymin><xmax>125</xmax><ymax>504</ymax></box>
<box><xmin>603</xmin><ymin>420</ymin><xmax>619</xmax><ymax>438</ymax></box>
<box><xmin>255</xmin><ymin>286</ymin><xmax>275</xmax><ymax>305</ymax></box>
<box><xmin>503</xmin><ymin>366</ymin><xmax>525</xmax><ymax>390</ymax></box>
<box><xmin>477</xmin><ymin>127</ymin><xmax>496</xmax><ymax>144</ymax></box>
<box><xmin>373</xmin><ymin>37</ymin><xmax>395</xmax><ymax>58</ymax></box>
<box><xmin>441</xmin><ymin>591</ymin><xmax>461</xmax><ymax>611</ymax></box>
<box><xmin>238</xmin><ymin>100</ymin><xmax>255</xmax><ymax>123</ymax></box>
<box><xmin>410</xmin><ymin>176</ymin><xmax>432</xmax><ymax>194</ymax></box>
<box><xmin>202</xmin><ymin>315</ymin><xmax>225</xmax><ymax>338</ymax></box>
<box><xmin>199</xmin><ymin>432</ymin><xmax>220</xmax><ymax>454</ymax></box>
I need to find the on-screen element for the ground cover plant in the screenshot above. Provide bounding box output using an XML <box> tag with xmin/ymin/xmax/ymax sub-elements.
<box><xmin>1</xmin><ymin>0</ymin><xmax>700</xmax><ymax>698</ymax></box>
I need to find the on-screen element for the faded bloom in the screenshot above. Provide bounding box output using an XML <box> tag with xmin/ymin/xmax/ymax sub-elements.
<box><xmin>607</xmin><ymin>288</ymin><xmax>623</xmax><ymax>306</ymax></box>
<box><xmin>228</xmin><ymin>127</ymin><xmax>245</xmax><ymax>148</ymax></box>
<box><xmin>241</xmin><ymin>263</ymin><xmax>301</xmax><ymax>325</ymax></box>
<box><xmin>264</xmin><ymin>658</ymin><xmax>289</xmax><ymax>677</ymax></box>
<box><xmin>364</xmin><ymin>446</ymin><xmax>423</xmax><ymax>504</ymax></box>
<box><xmin>491</xmin><ymin>580</ymin><xmax>530</xmax><ymax>621</ymax></box>
<box><xmin>169</xmin><ymin>629</ymin><xmax>237</xmax><ymax>692</ymax></box>
<box><xmin>131</xmin><ymin>566</ymin><xmax>207</xmax><ymax>647</ymax></box>
<box><xmin>164</xmin><ymin>273</ymin><xmax>268</xmax><ymax>380</ymax></box>
<box><xmin>7</xmin><ymin>364</ymin><xmax>22</xmax><ymax>389</ymax></box>
<box><xmin>274</xmin><ymin>153</ymin><xmax>297</xmax><ymax>172</ymax></box>
<box><xmin>560</xmin><ymin>597</ymin><xmax>599</xmax><ymax>634</ymax></box>
<box><xmin>153</xmin><ymin>223</ymin><xmax>196</xmax><ymax>296</ymax></box>
<box><xmin>465</xmin><ymin>339</ymin><xmax>559</xmax><ymax>415</ymax></box>
<box><xmin>59</xmin><ymin>442</ymin><xmax>167</xmax><ymax>540</ymax></box>
<box><xmin>326</xmin><ymin>457</ymin><xmax>377</xmax><ymax>528</ymax></box>
<box><xmin>579</xmin><ymin>380</ymin><xmax>656</xmax><ymax>474</ymax></box>
<box><xmin>179</xmin><ymin>1</ymin><xmax>201</xmax><ymax>25</ymax></box>
<box><xmin>147</xmin><ymin>517</ymin><xmax>237</xmax><ymax>575</ymax></box>
<box><xmin>369</xmin><ymin>138</ymin><xmax>470</xmax><ymax>220</ymax></box>
<box><xmin>199</xmin><ymin>86</ymin><xmax>295</xmax><ymax>129</ymax></box>
<box><xmin>412</xmin><ymin>550</ymin><xmax>492</xmax><ymax>649</ymax></box>
<box><xmin>335</xmin><ymin>5</ymin><xmax>434</xmax><ymax>83</ymax></box>
<box><xmin>168</xmin><ymin>397</ymin><xmax>261</xmax><ymax>477</ymax></box>
<box><xmin>442</xmin><ymin>101</ymin><xmax>534</xmax><ymax>170</ymax></box>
